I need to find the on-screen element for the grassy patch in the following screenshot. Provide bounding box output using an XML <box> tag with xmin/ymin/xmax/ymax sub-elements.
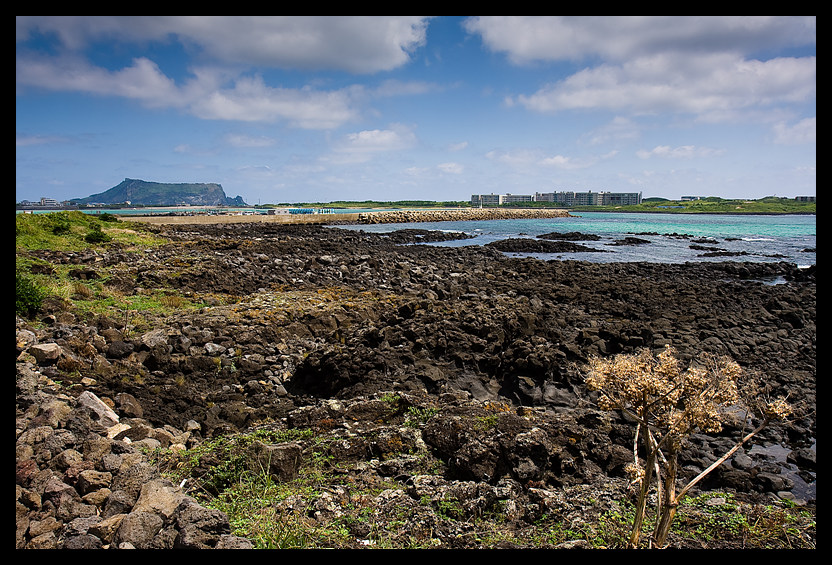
<box><xmin>151</xmin><ymin>428</ymin><xmax>407</xmax><ymax>548</ymax></box>
<box><xmin>16</xmin><ymin>210</ymin><xmax>167</xmax><ymax>252</ymax></box>
<box><xmin>15</xmin><ymin>211</ymin><xmax>205</xmax><ymax>323</ymax></box>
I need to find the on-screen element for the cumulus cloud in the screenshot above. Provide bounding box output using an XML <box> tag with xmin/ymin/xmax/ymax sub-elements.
<box><xmin>16</xmin><ymin>16</ymin><xmax>431</xmax><ymax>73</ymax></box>
<box><xmin>327</xmin><ymin>125</ymin><xmax>418</xmax><ymax>164</ymax></box>
<box><xmin>511</xmin><ymin>53</ymin><xmax>816</xmax><ymax>121</ymax></box>
<box><xmin>191</xmin><ymin>77</ymin><xmax>362</xmax><ymax>128</ymax></box>
<box><xmin>464</xmin><ymin>16</ymin><xmax>815</xmax><ymax>64</ymax></box>
<box><xmin>16</xmin><ymin>54</ymin><xmax>183</xmax><ymax>107</ymax></box>
<box><xmin>464</xmin><ymin>17</ymin><xmax>816</xmax><ymax>122</ymax></box>
<box><xmin>15</xmin><ymin>16</ymin><xmax>432</xmax><ymax>130</ymax></box>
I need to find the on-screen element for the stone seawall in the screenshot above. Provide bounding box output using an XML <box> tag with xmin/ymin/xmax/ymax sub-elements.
<box><xmin>354</xmin><ymin>208</ymin><xmax>572</xmax><ymax>224</ymax></box>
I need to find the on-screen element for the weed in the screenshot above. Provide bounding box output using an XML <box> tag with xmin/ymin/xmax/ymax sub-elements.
<box><xmin>15</xmin><ymin>269</ymin><xmax>46</xmax><ymax>317</ymax></box>
<box><xmin>405</xmin><ymin>406</ymin><xmax>438</xmax><ymax>428</ymax></box>
<box><xmin>474</xmin><ymin>413</ymin><xmax>500</xmax><ymax>432</ymax></box>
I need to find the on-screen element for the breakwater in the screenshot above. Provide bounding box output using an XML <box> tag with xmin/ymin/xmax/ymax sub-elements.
<box><xmin>354</xmin><ymin>207</ymin><xmax>572</xmax><ymax>224</ymax></box>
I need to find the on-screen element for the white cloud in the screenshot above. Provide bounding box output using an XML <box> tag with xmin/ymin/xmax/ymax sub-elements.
<box><xmin>582</xmin><ymin>117</ymin><xmax>641</xmax><ymax>146</ymax></box>
<box><xmin>16</xmin><ymin>51</ymin><xmax>365</xmax><ymax>129</ymax></box>
<box><xmin>16</xmin><ymin>133</ymin><xmax>68</xmax><ymax>146</ymax></box>
<box><xmin>772</xmin><ymin>117</ymin><xmax>816</xmax><ymax>145</ymax></box>
<box><xmin>464</xmin><ymin>16</ymin><xmax>815</xmax><ymax>64</ymax></box>
<box><xmin>538</xmin><ymin>155</ymin><xmax>587</xmax><ymax>169</ymax></box>
<box><xmin>16</xmin><ymin>55</ymin><xmax>182</xmax><ymax>108</ymax></box>
<box><xmin>327</xmin><ymin>125</ymin><xmax>418</xmax><ymax>164</ymax></box>
<box><xmin>511</xmin><ymin>53</ymin><xmax>816</xmax><ymax>121</ymax></box>
<box><xmin>168</xmin><ymin>16</ymin><xmax>430</xmax><ymax>73</ymax></box>
<box><xmin>437</xmin><ymin>162</ymin><xmax>464</xmax><ymax>174</ymax></box>
<box><xmin>224</xmin><ymin>134</ymin><xmax>277</xmax><ymax>148</ymax></box>
<box><xmin>16</xmin><ymin>16</ymin><xmax>431</xmax><ymax>74</ymax></box>
<box><xmin>486</xmin><ymin>148</ymin><xmax>607</xmax><ymax>170</ymax></box>
<box><xmin>636</xmin><ymin>145</ymin><xmax>724</xmax><ymax>159</ymax></box>
<box><xmin>466</xmin><ymin>17</ymin><xmax>816</xmax><ymax>123</ymax></box>
<box><xmin>373</xmin><ymin>79</ymin><xmax>440</xmax><ymax>98</ymax></box>
<box><xmin>15</xmin><ymin>16</ymin><xmax>432</xmax><ymax>130</ymax></box>
<box><xmin>183</xmin><ymin>76</ymin><xmax>360</xmax><ymax>129</ymax></box>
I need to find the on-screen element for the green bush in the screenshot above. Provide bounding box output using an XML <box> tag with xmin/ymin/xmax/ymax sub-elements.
<box><xmin>50</xmin><ymin>215</ymin><xmax>72</xmax><ymax>235</ymax></box>
<box><xmin>16</xmin><ymin>271</ymin><xmax>46</xmax><ymax>317</ymax></box>
<box><xmin>84</xmin><ymin>223</ymin><xmax>112</xmax><ymax>243</ymax></box>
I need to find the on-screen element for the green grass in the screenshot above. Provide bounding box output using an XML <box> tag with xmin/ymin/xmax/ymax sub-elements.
<box><xmin>571</xmin><ymin>196</ymin><xmax>816</xmax><ymax>214</ymax></box>
<box><xmin>16</xmin><ymin>210</ymin><xmax>167</xmax><ymax>252</ymax></box>
<box><xmin>15</xmin><ymin>211</ymin><xmax>200</xmax><ymax>324</ymax></box>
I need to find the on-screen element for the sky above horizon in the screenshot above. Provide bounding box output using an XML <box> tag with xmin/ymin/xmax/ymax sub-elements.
<box><xmin>16</xmin><ymin>16</ymin><xmax>816</xmax><ymax>205</ymax></box>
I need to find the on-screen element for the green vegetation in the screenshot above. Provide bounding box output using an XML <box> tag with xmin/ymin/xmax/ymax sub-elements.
<box><xmin>15</xmin><ymin>269</ymin><xmax>46</xmax><ymax>317</ymax></box>
<box><xmin>571</xmin><ymin>196</ymin><xmax>815</xmax><ymax>214</ymax></box>
<box><xmin>16</xmin><ymin>211</ymin><xmax>163</xmax><ymax>252</ymax></box>
<box><xmin>529</xmin><ymin>492</ymin><xmax>814</xmax><ymax>549</ymax></box>
<box><xmin>150</xmin><ymin>428</ymin><xmax>426</xmax><ymax>549</ymax></box>
<box><xmin>15</xmin><ymin>211</ymin><xmax>204</xmax><ymax>324</ymax></box>
<box><xmin>149</xmin><ymin>424</ymin><xmax>814</xmax><ymax>549</ymax></box>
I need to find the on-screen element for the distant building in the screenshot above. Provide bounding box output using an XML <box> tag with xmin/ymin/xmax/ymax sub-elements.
<box><xmin>681</xmin><ymin>196</ymin><xmax>704</xmax><ymax>201</ymax></box>
<box><xmin>472</xmin><ymin>190</ymin><xmax>642</xmax><ymax>207</ymax></box>
<box><xmin>534</xmin><ymin>190</ymin><xmax>642</xmax><ymax>206</ymax></box>
<box><xmin>470</xmin><ymin>193</ymin><xmax>503</xmax><ymax>206</ymax></box>
<box><xmin>501</xmin><ymin>193</ymin><xmax>533</xmax><ymax>204</ymax></box>
<box><xmin>795</xmin><ymin>196</ymin><xmax>816</xmax><ymax>202</ymax></box>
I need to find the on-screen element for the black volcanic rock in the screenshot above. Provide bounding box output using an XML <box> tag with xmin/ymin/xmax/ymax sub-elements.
<box><xmin>486</xmin><ymin>238</ymin><xmax>605</xmax><ymax>253</ymax></box>
<box><xmin>71</xmin><ymin>178</ymin><xmax>247</xmax><ymax>207</ymax></box>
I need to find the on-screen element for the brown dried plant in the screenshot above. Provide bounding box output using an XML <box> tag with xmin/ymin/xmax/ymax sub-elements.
<box><xmin>585</xmin><ymin>345</ymin><xmax>791</xmax><ymax>548</ymax></box>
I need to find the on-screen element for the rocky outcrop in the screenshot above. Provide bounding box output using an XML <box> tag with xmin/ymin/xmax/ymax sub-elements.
<box><xmin>15</xmin><ymin>369</ymin><xmax>253</xmax><ymax>549</ymax></box>
<box><xmin>16</xmin><ymin>222</ymin><xmax>816</xmax><ymax>549</ymax></box>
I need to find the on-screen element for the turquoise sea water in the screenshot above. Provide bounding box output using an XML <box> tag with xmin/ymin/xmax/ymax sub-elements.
<box><xmin>339</xmin><ymin>212</ymin><xmax>816</xmax><ymax>267</ymax></box>
<box><xmin>19</xmin><ymin>209</ymin><xmax>815</xmax><ymax>267</ymax></box>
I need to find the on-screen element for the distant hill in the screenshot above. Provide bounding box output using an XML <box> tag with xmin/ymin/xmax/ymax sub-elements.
<box><xmin>70</xmin><ymin>178</ymin><xmax>247</xmax><ymax>207</ymax></box>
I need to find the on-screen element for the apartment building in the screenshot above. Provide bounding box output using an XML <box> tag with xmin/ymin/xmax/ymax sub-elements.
<box><xmin>472</xmin><ymin>190</ymin><xmax>642</xmax><ymax>207</ymax></box>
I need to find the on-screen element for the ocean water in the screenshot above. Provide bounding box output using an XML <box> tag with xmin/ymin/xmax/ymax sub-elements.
<box><xmin>338</xmin><ymin>212</ymin><xmax>816</xmax><ymax>267</ymax></box>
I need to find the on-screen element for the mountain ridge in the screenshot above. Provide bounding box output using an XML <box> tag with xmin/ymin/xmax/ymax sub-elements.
<box><xmin>70</xmin><ymin>178</ymin><xmax>247</xmax><ymax>207</ymax></box>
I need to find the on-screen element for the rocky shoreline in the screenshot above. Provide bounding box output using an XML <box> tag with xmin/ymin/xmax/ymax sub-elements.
<box><xmin>16</xmin><ymin>222</ymin><xmax>815</xmax><ymax>549</ymax></box>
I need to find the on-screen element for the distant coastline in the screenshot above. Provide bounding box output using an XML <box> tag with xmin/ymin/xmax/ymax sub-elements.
<box><xmin>15</xmin><ymin>201</ymin><xmax>816</xmax><ymax>217</ymax></box>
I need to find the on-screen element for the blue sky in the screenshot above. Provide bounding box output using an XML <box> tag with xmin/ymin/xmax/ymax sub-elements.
<box><xmin>16</xmin><ymin>16</ymin><xmax>816</xmax><ymax>205</ymax></box>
